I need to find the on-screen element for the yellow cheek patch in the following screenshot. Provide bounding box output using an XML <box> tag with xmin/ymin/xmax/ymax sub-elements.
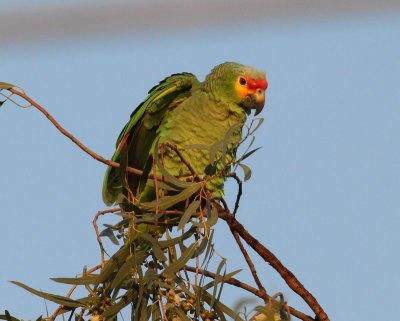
<box><xmin>234</xmin><ymin>81</ymin><xmax>255</xmax><ymax>98</ymax></box>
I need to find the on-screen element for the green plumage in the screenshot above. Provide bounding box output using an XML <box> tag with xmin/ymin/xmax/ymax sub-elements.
<box><xmin>102</xmin><ymin>62</ymin><xmax>266</xmax><ymax>207</ymax></box>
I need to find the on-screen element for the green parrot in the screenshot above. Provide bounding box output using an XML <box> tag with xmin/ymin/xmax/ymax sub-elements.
<box><xmin>102</xmin><ymin>62</ymin><xmax>267</xmax><ymax>208</ymax></box>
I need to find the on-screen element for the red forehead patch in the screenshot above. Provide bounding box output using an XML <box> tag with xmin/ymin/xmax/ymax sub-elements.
<box><xmin>246</xmin><ymin>76</ymin><xmax>268</xmax><ymax>90</ymax></box>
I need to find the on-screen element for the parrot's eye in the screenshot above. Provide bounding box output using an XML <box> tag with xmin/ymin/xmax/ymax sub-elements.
<box><xmin>239</xmin><ymin>77</ymin><xmax>247</xmax><ymax>86</ymax></box>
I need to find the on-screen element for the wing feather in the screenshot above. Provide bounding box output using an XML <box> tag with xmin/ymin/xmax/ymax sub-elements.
<box><xmin>102</xmin><ymin>72</ymin><xmax>198</xmax><ymax>205</ymax></box>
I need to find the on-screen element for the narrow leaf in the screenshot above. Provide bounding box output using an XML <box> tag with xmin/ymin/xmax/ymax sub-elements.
<box><xmin>195</xmin><ymin>287</ymin><xmax>244</xmax><ymax>321</ymax></box>
<box><xmin>201</xmin><ymin>229</ymin><xmax>214</xmax><ymax>269</ymax></box>
<box><xmin>163</xmin><ymin>243</ymin><xmax>196</xmax><ymax>277</ymax></box>
<box><xmin>249</xmin><ymin>117</ymin><xmax>264</xmax><ymax>134</ymax></box>
<box><xmin>202</xmin><ymin>269</ymin><xmax>242</xmax><ymax>292</ymax></box>
<box><xmin>178</xmin><ymin>200</ymin><xmax>200</xmax><ymax>230</ymax></box>
<box><xmin>211</xmin><ymin>259</ymin><xmax>226</xmax><ymax>307</ymax></box>
<box><xmin>111</xmin><ymin>250</ymin><xmax>148</xmax><ymax>289</ymax></box>
<box><xmin>140</xmin><ymin>233</ymin><xmax>167</xmax><ymax>261</ymax></box>
<box><xmin>238</xmin><ymin>163</ymin><xmax>252</xmax><ymax>182</ymax></box>
<box><xmin>0</xmin><ymin>311</ymin><xmax>20</xmax><ymax>321</ymax></box>
<box><xmin>238</xmin><ymin>147</ymin><xmax>261</xmax><ymax>163</ymax></box>
<box><xmin>209</xmin><ymin>140</ymin><xmax>223</xmax><ymax>164</ymax></box>
<box><xmin>11</xmin><ymin>281</ymin><xmax>85</xmax><ymax>308</ymax></box>
<box><xmin>153</xmin><ymin>142</ymin><xmax>193</xmax><ymax>189</ymax></box>
<box><xmin>51</xmin><ymin>274</ymin><xmax>99</xmax><ymax>286</ymax></box>
<box><xmin>192</xmin><ymin>237</ymin><xmax>208</xmax><ymax>258</ymax></box>
<box><xmin>97</xmin><ymin>244</ymin><xmax>130</xmax><ymax>283</ymax></box>
<box><xmin>100</xmin><ymin>288</ymin><xmax>136</xmax><ymax>318</ymax></box>
<box><xmin>141</xmin><ymin>183</ymin><xmax>201</xmax><ymax>211</ymax></box>
<box><xmin>205</xmin><ymin>204</ymin><xmax>219</xmax><ymax>228</ymax></box>
<box><xmin>99</xmin><ymin>227</ymin><xmax>119</xmax><ymax>245</ymax></box>
<box><xmin>158</xmin><ymin>226</ymin><xmax>196</xmax><ymax>248</ymax></box>
<box><xmin>174</xmin><ymin>307</ymin><xmax>191</xmax><ymax>321</ymax></box>
<box><xmin>221</xmin><ymin>123</ymin><xmax>243</xmax><ymax>163</ymax></box>
<box><xmin>151</xmin><ymin>301</ymin><xmax>161</xmax><ymax>321</ymax></box>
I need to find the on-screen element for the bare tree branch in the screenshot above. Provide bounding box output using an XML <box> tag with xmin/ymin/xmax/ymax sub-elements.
<box><xmin>9</xmin><ymin>88</ymin><xmax>143</xmax><ymax>176</ymax></box>
<box><xmin>184</xmin><ymin>266</ymin><xmax>314</xmax><ymax>321</ymax></box>
<box><xmin>232</xmin><ymin>231</ymin><xmax>267</xmax><ymax>300</ymax></box>
<box><xmin>219</xmin><ymin>211</ymin><xmax>329</xmax><ymax>321</ymax></box>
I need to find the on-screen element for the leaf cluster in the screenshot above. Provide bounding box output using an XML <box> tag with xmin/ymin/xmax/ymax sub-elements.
<box><xmin>5</xmin><ymin>120</ymin><xmax>270</xmax><ymax>321</ymax></box>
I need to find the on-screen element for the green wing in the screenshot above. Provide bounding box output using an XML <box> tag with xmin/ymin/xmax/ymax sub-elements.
<box><xmin>102</xmin><ymin>72</ymin><xmax>199</xmax><ymax>206</ymax></box>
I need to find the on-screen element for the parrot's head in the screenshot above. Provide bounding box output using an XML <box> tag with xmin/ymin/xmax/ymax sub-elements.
<box><xmin>204</xmin><ymin>62</ymin><xmax>268</xmax><ymax>115</ymax></box>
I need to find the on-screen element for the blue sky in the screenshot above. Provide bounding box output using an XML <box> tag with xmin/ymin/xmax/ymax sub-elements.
<box><xmin>1</xmin><ymin>7</ymin><xmax>399</xmax><ymax>321</ymax></box>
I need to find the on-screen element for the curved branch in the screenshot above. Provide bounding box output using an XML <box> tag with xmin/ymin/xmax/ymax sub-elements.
<box><xmin>184</xmin><ymin>266</ymin><xmax>313</xmax><ymax>321</ymax></box>
<box><xmin>228</xmin><ymin>172</ymin><xmax>242</xmax><ymax>216</ymax></box>
<box><xmin>219</xmin><ymin>211</ymin><xmax>329</xmax><ymax>321</ymax></box>
<box><xmin>9</xmin><ymin>88</ymin><xmax>143</xmax><ymax>176</ymax></box>
<box><xmin>93</xmin><ymin>207</ymin><xmax>122</xmax><ymax>265</ymax></box>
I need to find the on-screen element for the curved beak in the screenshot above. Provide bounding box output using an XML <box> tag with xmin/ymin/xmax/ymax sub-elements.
<box><xmin>244</xmin><ymin>88</ymin><xmax>265</xmax><ymax>115</ymax></box>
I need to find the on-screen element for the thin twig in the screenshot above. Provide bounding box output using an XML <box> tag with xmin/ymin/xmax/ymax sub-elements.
<box><xmin>228</xmin><ymin>172</ymin><xmax>242</xmax><ymax>216</ymax></box>
<box><xmin>218</xmin><ymin>211</ymin><xmax>330</xmax><ymax>321</ymax></box>
<box><xmin>232</xmin><ymin>231</ymin><xmax>267</xmax><ymax>300</ymax></box>
<box><xmin>93</xmin><ymin>207</ymin><xmax>121</xmax><ymax>266</ymax></box>
<box><xmin>6</xmin><ymin>89</ymin><xmax>201</xmax><ymax>185</ymax></box>
<box><xmin>9</xmin><ymin>88</ymin><xmax>143</xmax><ymax>176</ymax></box>
<box><xmin>48</xmin><ymin>264</ymin><xmax>102</xmax><ymax>321</ymax></box>
<box><xmin>184</xmin><ymin>266</ymin><xmax>313</xmax><ymax>321</ymax></box>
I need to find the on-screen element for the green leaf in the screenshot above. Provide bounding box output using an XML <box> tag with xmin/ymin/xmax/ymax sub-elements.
<box><xmin>97</xmin><ymin>244</ymin><xmax>131</xmax><ymax>283</ymax></box>
<box><xmin>221</xmin><ymin>123</ymin><xmax>243</xmax><ymax>163</ymax></box>
<box><xmin>205</xmin><ymin>204</ymin><xmax>219</xmax><ymax>228</ymax></box>
<box><xmin>249</xmin><ymin>117</ymin><xmax>264</xmax><ymax>134</ymax></box>
<box><xmin>51</xmin><ymin>274</ymin><xmax>98</xmax><ymax>285</ymax></box>
<box><xmin>162</xmin><ymin>243</ymin><xmax>196</xmax><ymax>277</ymax></box>
<box><xmin>178</xmin><ymin>200</ymin><xmax>200</xmax><ymax>230</ymax></box>
<box><xmin>151</xmin><ymin>301</ymin><xmax>161</xmax><ymax>321</ymax></box>
<box><xmin>238</xmin><ymin>147</ymin><xmax>261</xmax><ymax>163</ymax></box>
<box><xmin>153</xmin><ymin>142</ymin><xmax>194</xmax><ymax>189</ymax></box>
<box><xmin>209</xmin><ymin>140</ymin><xmax>223</xmax><ymax>164</ymax></box>
<box><xmin>0</xmin><ymin>82</ymin><xmax>14</xmax><ymax>90</ymax></box>
<box><xmin>211</xmin><ymin>259</ymin><xmax>226</xmax><ymax>307</ymax></box>
<box><xmin>202</xmin><ymin>269</ymin><xmax>242</xmax><ymax>292</ymax></box>
<box><xmin>238</xmin><ymin>163</ymin><xmax>252</xmax><ymax>182</ymax></box>
<box><xmin>173</xmin><ymin>277</ymin><xmax>193</xmax><ymax>297</ymax></box>
<box><xmin>195</xmin><ymin>287</ymin><xmax>244</xmax><ymax>321</ymax></box>
<box><xmin>192</xmin><ymin>236</ymin><xmax>208</xmax><ymax>258</ymax></box>
<box><xmin>201</xmin><ymin>229</ymin><xmax>215</xmax><ymax>269</ymax></box>
<box><xmin>11</xmin><ymin>281</ymin><xmax>85</xmax><ymax>308</ymax></box>
<box><xmin>100</xmin><ymin>227</ymin><xmax>119</xmax><ymax>245</ymax></box>
<box><xmin>141</xmin><ymin>183</ymin><xmax>201</xmax><ymax>211</ymax></box>
<box><xmin>0</xmin><ymin>311</ymin><xmax>20</xmax><ymax>321</ymax></box>
<box><xmin>174</xmin><ymin>307</ymin><xmax>191</xmax><ymax>321</ymax></box>
<box><xmin>100</xmin><ymin>288</ymin><xmax>136</xmax><ymax>318</ymax></box>
<box><xmin>134</xmin><ymin>268</ymin><xmax>146</xmax><ymax>321</ymax></box>
<box><xmin>111</xmin><ymin>250</ymin><xmax>148</xmax><ymax>289</ymax></box>
<box><xmin>119</xmin><ymin>202</ymin><xmax>142</xmax><ymax>214</ymax></box>
<box><xmin>158</xmin><ymin>226</ymin><xmax>196</xmax><ymax>248</ymax></box>
<box><xmin>138</xmin><ymin>297</ymin><xmax>150</xmax><ymax>321</ymax></box>
<box><xmin>139</xmin><ymin>233</ymin><xmax>167</xmax><ymax>261</ymax></box>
